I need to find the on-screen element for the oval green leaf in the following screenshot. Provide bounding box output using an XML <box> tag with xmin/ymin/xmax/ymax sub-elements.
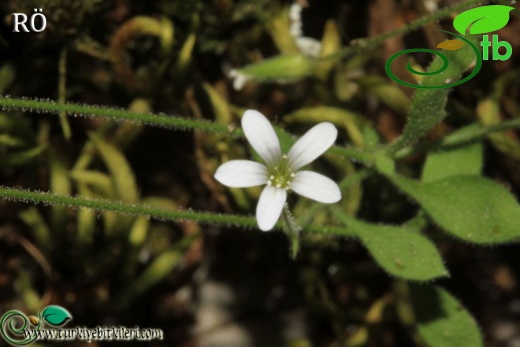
<box><xmin>409</xmin><ymin>284</ymin><xmax>483</xmax><ymax>347</ymax></box>
<box><xmin>391</xmin><ymin>175</ymin><xmax>520</xmax><ymax>244</ymax></box>
<box><xmin>422</xmin><ymin>142</ymin><xmax>483</xmax><ymax>182</ymax></box>
<box><xmin>42</xmin><ymin>305</ymin><xmax>72</xmax><ymax>326</ymax></box>
<box><xmin>235</xmin><ymin>54</ymin><xmax>314</xmax><ymax>82</ymax></box>
<box><xmin>333</xmin><ymin>210</ymin><xmax>448</xmax><ymax>281</ymax></box>
<box><xmin>453</xmin><ymin>5</ymin><xmax>513</xmax><ymax>35</ymax></box>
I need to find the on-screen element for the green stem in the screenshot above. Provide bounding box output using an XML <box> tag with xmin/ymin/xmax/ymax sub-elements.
<box><xmin>0</xmin><ymin>186</ymin><xmax>255</xmax><ymax>227</ymax></box>
<box><xmin>0</xmin><ymin>96</ymin><xmax>373</xmax><ymax>165</ymax></box>
<box><xmin>320</xmin><ymin>0</ymin><xmax>486</xmax><ymax>61</ymax></box>
<box><xmin>328</xmin><ymin>146</ymin><xmax>373</xmax><ymax>165</ymax></box>
<box><xmin>394</xmin><ymin>118</ymin><xmax>520</xmax><ymax>159</ymax></box>
<box><xmin>0</xmin><ymin>95</ymin><xmax>229</xmax><ymax>134</ymax></box>
<box><xmin>0</xmin><ymin>186</ymin><xmax>355</xmax><ymax>237</ymax></box>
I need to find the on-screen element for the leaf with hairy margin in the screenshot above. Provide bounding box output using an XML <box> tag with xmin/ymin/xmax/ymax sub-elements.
<box><xmin>390</xmin><ymin>174</ymin><xmax>520</xmax><ymax>244</ymax></box>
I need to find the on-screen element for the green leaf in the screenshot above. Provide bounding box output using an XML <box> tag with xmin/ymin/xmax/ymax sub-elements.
<box><xmin>422</xmin><ymin>142</ymin><xmax>483</xmax><ymax>182</ymax></box>
<box><xmin>49</xmin><ymin>152</ymin><xmax>71</xmax><ymax>231</ymax></box>
<box><xmin>284</xmin><ymin>107</ymin><xmax>367</xmax><ymax>147</ymax></box>
<box><xmin>129</xmin><ymin>197</ymin><xmax>177</xmax><ymax>247</ymax></box>
<box><xmin>177</xmin><ymin>33</ymin><xmax>196</xmax><ymax>72</ymax></box>
<box><xmin>16</xmin><ymin>269</ymin><xmax>41</xmax><ymax>313</ymax></box>
<box><xmin>355</xmin><ymin>76</ymin><xmax>411</xmax><ymax>116</ymax></box>
<box><xmin>0</xmin><ymin>145</ymin><xmax>46</xmax><ymax>167</ymax></box>
<box><xmin>390</xmin><ymin>175</ymin><xmax>520</xmax><ymax>244</ymax></box>
<box><xmin>19</xmin><ymin>207</ymin><xmax>51</xmax><ymax>252</ymax></box>
<box><xmin>77</xmin><ymin>184</ymin><xmax>96</xmax><ymax>245</ymax></box>
<box><xmin>275</xmin><ymin>127</ymin><xmax>296</xmax><ymax>155</ymax></box>
<box><xmin>477</xmin><ymin>98</ymin><xmax>520</xmax><ymax>161</ymax></box>
<box><xmin>409</xmin><ymin>284</ymin><xmax>483</xmax><ymax>347</ymax></box>
<box><xmin>203</xmin><ymin>82</ymin><xmax>232</xmax><ymax>124</ymax></box>
<box><xmin>118</xmin><ymin>234</ymin><xmax>198</xmax><ymax>302</ymax></box>
<box><xmin>374</xmin><ymin>153</ymin><xmax>395</xmax><ymax>176</ymax></box>
<box><xmin>0</xmin><ymin>134</ymin><xmax>26</xmax><ymax>148</ymax></box>
<box><xmin>70</xmin><ymin>170</ymin><xmax>115</xmax><ymax>197</ymax></box>
<box><xmin>0</xmin><ymin>113</ymin><xmax>34</xmax><ymax>144</ymax></box>
<box><xmin>42</xmin><ymin>306</ymin><xmax>72</xmax><ymax>326</ymax></box>
<box><xmin>315</xmin><ymin>20</ymin><xmax>341</xmax><ymax>80</ymax></box>
<box><xmin>0</xmin><ymin>64</ymin><xmax>15</xmax><ymax>94</ymax></box>
<box><xmin>453</xmin><ymin>5</ymin><xmax>513</xmax><ymax>35</ymax></box>
<box><xmin>89</xmin><ymin>134</ymin><xmax>139</xmax><ymax>203</ymax></box>
<box><xmin>265</xmin><ymin>6</ymin><xmax>301</xmax><ymax>54</ymax></box>
<box><xmin>333</xmin><ymin>209</ymin><xmax>448</xmax><ymax>281</ymax></box>
<box><xmin>234</xmin><ymin>54</ymin><xmax>314</xmax><ymax>83</ymax></box>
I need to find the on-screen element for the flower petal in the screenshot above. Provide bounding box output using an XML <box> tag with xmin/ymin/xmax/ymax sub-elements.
<box><xmin>214</xmin><ymin>160</ymin><xmax>267</xmax><ymax>187</ymax></box>
<box><xmin>256</xmin><ymin>186</ymin><xmax>286</xmax><ymax>231</ymax></box>
<box><xmin>287</xmin><ymin>122</ymin><xmax>337</xmax><ymax>170</ymax></box>
<box><xmin>291</xmin><ymin>171</ymin><xmax>341</xmax><ymax>203</ymax></box>
<box><xmin>242</xmin><ymin>110</ymin><xmax>282</xmax><ymax>166</ymax></box>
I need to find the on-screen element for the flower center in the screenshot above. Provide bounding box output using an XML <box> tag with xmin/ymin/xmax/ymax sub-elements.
<box><xmin>266</xmin><ymin>155</ymin><xmax>296</xmax><ymax>190</ymax></box>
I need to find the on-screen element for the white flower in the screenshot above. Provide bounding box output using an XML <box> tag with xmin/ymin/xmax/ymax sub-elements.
<box><xmin>289</xmin><ymin>2</ymin><xmax>322</xmax><ymax>58</ymax></box>
<box><xmin>214</xmin><ymin>110</ymin><xmax>341</xmax><ymax>231</ymax></box>
<box><xmin>295</xmin><ymin>37</ymin><xmax>322</xmax><ymax>58</ymax></box>
<box><xmin>228</xmin><ymin>69</ymin><xmax>249</xmax><ymax>91</ymax></box>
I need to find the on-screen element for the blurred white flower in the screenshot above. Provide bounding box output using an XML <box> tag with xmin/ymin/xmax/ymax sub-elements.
<box><xmin>295</xmin><ymin>37</ymin><xmax>322</xmax><ymax>58</ymax></box>
<box><xmin>289</xmin><ymin>2</ymin><xmax>322</xmax><ymax>57</ymax></box>
<box><xmin>228</xmin><ymin>69</ymin><xmax>249</xmax><ymax>91</ymax></box>
<box><xmin>214</xmin><ymin>110</ymin><xmax>341</xmax><ymax>231</ymax></box>
<box><xmin>227</xmin><ymin>2</ymin><xmax>320</xmax><ymax>91</ymax></box>
<box><xmin>289</xmin><ymin>3</ymin><xmax>304</xmax><ymax>37</ymax></box>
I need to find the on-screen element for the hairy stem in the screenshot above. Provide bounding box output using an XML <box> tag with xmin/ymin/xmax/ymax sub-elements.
<box><xmin>0</xmin><ymin>96</ymin><xmax>373</xmax><ymax>164</ymax></box>
<box><xmin>321</xmin><ymin>0</ymin><xmax>486</xmax><ymax>61</ymax></box>
<box><xmin>394</xmin><ymin>118</ymin><xmax>520</xmax><ymax>159</ymax></box>
<box><xmin>0</xmin><ymin>95</ymin><xmax>230</xmax><ymax>134</ymax></box>
<box><xmin>282</xmin><ymin>204</ymin><xmax>303</xmax><ymax>258</ymax></box>
<box><xmin>0</xmin><ymin>186</ymin><xmax>354</xmax><ymax>237</ymax></box>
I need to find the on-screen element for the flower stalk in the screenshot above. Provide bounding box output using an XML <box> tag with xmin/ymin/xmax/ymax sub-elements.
<box><xmin>281</xmin><ymin>204</ymin><xmax>302</xmax><ymax>259</ymax></box>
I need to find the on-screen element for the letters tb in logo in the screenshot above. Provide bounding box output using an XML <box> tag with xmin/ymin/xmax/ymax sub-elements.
<box><xmin>480</xmin><ymin>35</ymin><xmax>512</xmax><ymax>61</ymax></box>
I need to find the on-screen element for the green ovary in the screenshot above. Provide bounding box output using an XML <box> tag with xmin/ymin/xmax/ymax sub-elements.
<box><xmin>266</xmin><ymin>155</ymin><xmax>296</xmax><ymax>190</ymax></box>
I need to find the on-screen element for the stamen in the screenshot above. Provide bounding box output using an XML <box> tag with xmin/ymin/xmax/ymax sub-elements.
<box><xmin>267</xmin><ymin>153</ymin><xmax>296</xmax><ymax>190</ymax></box>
